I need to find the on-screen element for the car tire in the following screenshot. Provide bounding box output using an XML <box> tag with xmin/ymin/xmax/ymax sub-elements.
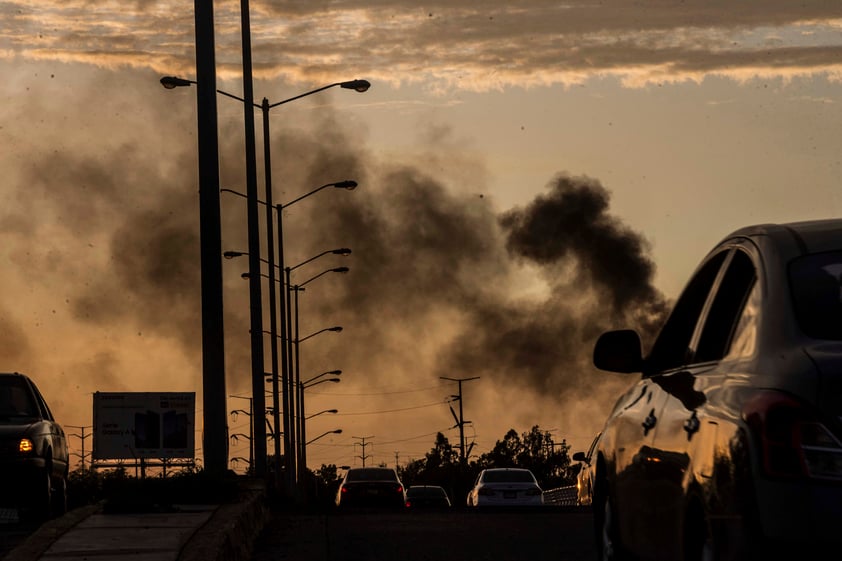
<box><xmin>52</xmin><ymin>471</ymin><xmax>68</xmax><ymax>517</ymax></box>
<box><xmin>595</xmin><ymin>490</ymin><xmax>629</xmax><ymax>561</ymax></box>
<box><xmin>20</xmin><ymin>467</ymin><xmax>52</xmax><ymax>525</ymax></box>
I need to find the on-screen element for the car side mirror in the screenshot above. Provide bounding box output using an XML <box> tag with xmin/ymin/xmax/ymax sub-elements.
<box><xmin>593</xmin><ymin>329</ymin><xmax>643</xmax><ymax>373</ymax></box>
<box><xmin>572</xmin><ymin>451</ymin><xmax>587</xmax><ymax>462</ymax></box>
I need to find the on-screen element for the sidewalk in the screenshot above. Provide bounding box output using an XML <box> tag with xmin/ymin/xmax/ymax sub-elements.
<box><xmin>3</xmin><ymin>481</ymin><xmax>269</xmax><ymax>561</ymax></box>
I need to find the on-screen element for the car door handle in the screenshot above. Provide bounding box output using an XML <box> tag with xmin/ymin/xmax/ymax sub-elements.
<box><xmin>683</xmin><ymin>411</ymin><xmax>700</xmax><ymax>438</ymax></box>
<box><xmin>642</xmin><ymin>408</ymin><xmax>657</xmax><ymax>435</ymax></box>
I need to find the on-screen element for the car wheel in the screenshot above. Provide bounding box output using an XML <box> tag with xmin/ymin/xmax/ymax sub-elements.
<box><xmin>596</xmin><ymin>491</ymin><xmax>629</xmax><ymax>561</ymax></box>
<box><xmin>20</xmin><ymin>468</ymin><xmax>52</xmax><ymax>525</ymax></box>
<box><xmin>52</xmin><ymin>471</ymin><xmax>68</xmax><ymax>517</ymax></box>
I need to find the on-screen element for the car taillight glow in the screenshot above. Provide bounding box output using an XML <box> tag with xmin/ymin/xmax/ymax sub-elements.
<box><xmin>18</xmin><ymin>438</ymin><xmax>33</xmax><ymax>453</ymax></box>
<box><xmin>340</xmin><ymin>485</ymin><xmax>349</xmax><ymax>494</ymax></box>
<box><xmin>743</xmin><ymin>390</ymin><xmax>842</xmax><ymax>480</ymax></box>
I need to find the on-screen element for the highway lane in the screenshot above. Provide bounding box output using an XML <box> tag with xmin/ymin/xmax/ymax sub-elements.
<box><xmin>252</xmin><ymin>506</ymin><xmax>597</xmax><ymax>561</ymax></box>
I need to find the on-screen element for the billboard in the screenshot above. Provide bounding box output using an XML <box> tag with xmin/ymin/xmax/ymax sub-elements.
<box><xmin>93</xmin><ymin>392</ymin><xmax>195</xmax><ymax>460</ymax></box>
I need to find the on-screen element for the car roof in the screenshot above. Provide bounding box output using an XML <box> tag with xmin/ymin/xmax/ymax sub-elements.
<box><xmin>724</xmin><ymin>219</ymin><xmax>842</xmax><ymax>256</ymax></box>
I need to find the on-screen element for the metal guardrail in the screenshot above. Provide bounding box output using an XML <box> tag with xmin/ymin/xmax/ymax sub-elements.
<box><xmin>542</xmin><ymin>485</ymin><xmax>579</xmax><ymax>506</ymax></box>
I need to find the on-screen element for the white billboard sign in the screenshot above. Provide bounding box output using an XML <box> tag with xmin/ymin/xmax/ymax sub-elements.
<box><xmin>93</xmin><ymin>392</ymin><xmax>195</xmax><ymax>460</ymax></box>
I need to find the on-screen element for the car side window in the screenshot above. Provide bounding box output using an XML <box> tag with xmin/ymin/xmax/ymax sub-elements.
<box><xmin>695</xmin><ymin>249</ymin><xmax>757</xmax><ymax>363</ymax></box>
<box><xmin>646</xmin><ymin>251</ymin><xmax>728</xmax><ymax>374</ymax></box>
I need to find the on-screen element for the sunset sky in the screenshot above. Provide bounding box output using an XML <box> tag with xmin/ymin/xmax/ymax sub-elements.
<box><xmin>2</xmin><ymin>2</ymin><xmax>842</xmax><ymax>472</ymax></box>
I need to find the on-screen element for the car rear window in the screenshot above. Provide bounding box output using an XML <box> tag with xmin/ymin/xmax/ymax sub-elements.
<box><xmin>482</xmin><ymin>470</ymin><xmax>535</xmax><ymax>483</ymax></box>
<box><xmin>409</xmin><ymin>487</ymin><xmax>446</xmax><ymax>497</ymax></box>
<box><xmin>0</xmin><ymin>377</ymin><xmax>38</xmax><ymax>418</ymax></box>
<box><xmin>346</xmin><ymin>468</ymin><xmax>398</xmax><ymax>482</ymax></box>
<box><xmin>790</xmin><ymin>251</ymin><xmax>842</xmax><ymax>340</ymax></box>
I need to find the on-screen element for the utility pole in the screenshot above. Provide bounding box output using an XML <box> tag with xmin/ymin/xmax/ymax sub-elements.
<box><xmin>440</xmin><ymin>376</ymin><xmax>480</xmax><ymax>464</ymax></box>
<box><xmin>66</xmin><ymin>425</ymin><xmax>92</xmax><ymax>470</ymax></box>
<box><xmin>353</xmin><ymin>435</ymin><xmax>373</xmax><ymax>467</ymax></box>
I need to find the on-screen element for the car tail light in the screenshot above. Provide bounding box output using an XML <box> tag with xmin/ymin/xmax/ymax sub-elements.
<box><xmin>18</xmin><ymin>438</ymin><xmax>33</xmax><ymax>453</ymax></box>
<box><xmin>340</xmin><ymin>485</ymin><xmax>349</xmax><ymax>494</ymax></box>
<box><xmin>743</xmin><ymin>390</ymin><xmax>842</xmax><ymax>480</ymax></box>
<box><xmin>396</xmin><ymin>485</ymin><xmax>404</xmax><ymax>494</ymax></box>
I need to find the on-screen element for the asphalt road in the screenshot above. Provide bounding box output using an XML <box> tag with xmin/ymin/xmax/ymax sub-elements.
<box><xmin>251</xmin><ymin>506</ymin><xmax>597</xmax><ymax>561</ymax></box>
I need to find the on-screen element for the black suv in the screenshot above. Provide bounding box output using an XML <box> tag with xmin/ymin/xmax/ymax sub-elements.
<box><xmin>0</xmin><ymin>372</ymin><xmax>69</xmax><ymax>522</ymax></box>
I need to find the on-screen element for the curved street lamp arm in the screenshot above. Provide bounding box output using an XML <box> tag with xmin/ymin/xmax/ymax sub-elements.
<box><xmin>288</xmin><ymin>248</ymin><xmax>352</xmax><ymax>273</ymax></box>
<box><xmin>281</xmin><ymin>180</ymin><xmax>357</xmax><ymax>209</ymax></box>
<box><xmin>298</xmin><ymin>267</ymin><xmax>349</xmax><ymax>289</ymax></box>
<box><xmin>302</xmin><ymin>370</ymin><xmax>342</xmax><ymax>386</ymax></box>
<box><xmin>298</xmin><ymin>326</ymin><xmax>343</xmax><ymax>344</ymax></box>
<box><xmin>302</xmin><ymin>377</ymin><xmax>341</xmax><ymax>390</ymax></box>
<box><xmin>306</xmin><ymin>429</ymin><xmax>343</xmax><ymax>446</ymax></box>
<box><xmin>267</xmin><ymin>79</ymin><xmax>370</xmax><ymax>109</ymax></box>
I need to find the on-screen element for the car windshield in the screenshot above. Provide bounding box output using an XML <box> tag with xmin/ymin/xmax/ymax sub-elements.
<box><xmin>0</xmin><ymin>377</ymin><xmax>38</xmax><ymax>418</ymax></box>
<box><xmin>346</xmin><ymin>468</ymin><xmax>398</xmax><ymax>482</ymax></box>
<box><xmin>482</xmin><ymin>470</ymin><xmax>535</xmax><ymax>483</ymax></box>
<box><xmin>790</xmin><ymin>251</ymin><xmax>842</xmax><ymax>340</ymax></box>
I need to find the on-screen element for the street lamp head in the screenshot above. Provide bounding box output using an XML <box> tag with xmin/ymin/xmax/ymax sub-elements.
<box><xmin>328</xmin><ymin>370</ymin><xmax>342</xmax><ymax>375</ymax></box>
<box><xmin>332</xmin><ymin>429</ymin><xmax>343</xmax><ymax>435</ymax></box>
<box><xmin>340</xmin><ymin>79</ymin><xmax>371</xmax><ymax>93</ymax></box>
<box><xmin>331</xmin><ymin>266</ymin><xmax>350</xmax><ymax>274</ymax></box>
<box><xmin>241</xmin><ymin>272</ymin><xmax>250</xmax><ymax>279</ymax></box>
<box><xmin>224</xmin><ymin>251</ymin><xmax>247</xmax><ymax>259</ymax></box>
<box><xmin>332</xmin><ymin>248</ymin><xmax>352</xmax><ymax>256</ymax></box>
<box><xmin>328</xmin><ymin>326</ymin><xmax>343</xmax><ymax>333</ymax></box>
<box><xmin>326</xmin><ymin>409</ymin><xmax>339</xmax><ymax>414</ymax></box>
<box><xmin>333</xmin><ymin>180</ymin><xmax>357</xmax><ymax>191</ymax></box>
<box><xmin>160</xmin><ymin>76</ymin><xmax>195</xmax><ymax>89</ymax></box>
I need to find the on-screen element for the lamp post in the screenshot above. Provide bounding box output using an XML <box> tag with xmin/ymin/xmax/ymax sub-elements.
<box><xmin>306</xmin><ymin>429</ymin><xmax>343</xmax><ymax>447</ymax></box>
<box><xmin>305</xmin><ymin>408</ymin><xmax>339</xmax><ymax>420</ymax></box>
<box><xmin>171</xmin><ymin>0</ymin><xmax>226</xmax><ymax>476</ymax></box>
<box><xmin>162</xmin><ymin>73</ymin><xmax>368</xmax><ymax>491</ymax></box>
<box><xmin>284</xmin><ymin>258</ymin><xmax>350</xmax><ymax>486</ymax></box>
<box><xmin>231</xmin><ymin>248</ymin><xmax>350</xmax><ymax>492</ymax></box>
<box><xmin>299</xmin><ymin>373</ymin><xmax>341</xmax><ymax>482</ymax></box>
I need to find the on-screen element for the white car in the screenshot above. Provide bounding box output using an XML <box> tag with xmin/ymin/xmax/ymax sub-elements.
<box><xmin>466</xmin><ymin>468</ymin><xmax>544</xmax><ymax>507</ymax></box>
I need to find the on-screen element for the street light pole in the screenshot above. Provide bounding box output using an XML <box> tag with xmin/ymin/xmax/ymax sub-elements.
<box><xmin>193</xmin><ymin>0</ymin><xmax>227</xmax><ymax>477</ymax></box>
<box><xmin>236</xmin><ymin>0</ymin><xmax>267</xmax><ymax>479</ymax></box>
<box><xmin>298</xmin><ymin>375</ymin><xmax>341</xmax><ymax>483</ymax></box>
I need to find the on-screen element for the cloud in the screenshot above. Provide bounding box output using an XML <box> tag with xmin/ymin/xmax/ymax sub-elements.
<box><xmin>4</xmin><ymin>1</ymin><xmax>842</xmax><ymax>90</ymax></box>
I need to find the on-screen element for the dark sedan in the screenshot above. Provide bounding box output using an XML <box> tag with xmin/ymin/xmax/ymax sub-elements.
<box><xmin>404</xmin><ymin>485</ymin><xmax>452</xmax><ymax>509</ymax></box>
<box><xmin>590</xmin><ymin>219</ymin><xmax>842</xmax><ymax>561</ymax></box>
<box><xmin>335</xmin><ymin>467</ymin><xmax>406</xmax><ymax>509</ymax></box>
<box><xmin>0</xmin><ymin>372</ymin><xmax>69</xmax><ymax>523</ymax></box>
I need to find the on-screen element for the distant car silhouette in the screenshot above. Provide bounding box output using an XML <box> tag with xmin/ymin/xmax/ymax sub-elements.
<box><xmin>404</xmin><ymin>485</ymin><xmax>451</xmax><ymax>509</ymax></box>
<box><xmin>0</xmin><ymin>372</ymin><xmax>69</xmax><ymax>522</ymax></box>
<box><xmin>335</xmin><ymin>467</ymin><xmax>406</xmax><ymax>509</ymax></box>
<box><xmin>466</xmin><ymin>468</ymin><xmax>543</xmax><ymax>507</ymax></box>
<box><xmin>590</xmin><ymin>219</ymin><xmax>842</xmax><ymax>560</ymax></box>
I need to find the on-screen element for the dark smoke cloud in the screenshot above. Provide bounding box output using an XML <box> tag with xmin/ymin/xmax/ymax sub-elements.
<box><xmin>1</xmin><ymin>63</ymin><xmax>671</xmax><ymax>448</ymax></box>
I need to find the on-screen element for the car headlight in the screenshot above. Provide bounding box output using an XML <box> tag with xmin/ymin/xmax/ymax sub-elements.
<box><xmin>18</xmin><ymin>438</ymin><xmax>34</xmax><ymax>453</ymax></box>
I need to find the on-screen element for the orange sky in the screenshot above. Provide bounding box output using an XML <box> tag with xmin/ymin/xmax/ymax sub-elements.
<box><xmin>2</xmin><ymin>2</ymin><xmax>842</xmax><ymax>471</ymax></box>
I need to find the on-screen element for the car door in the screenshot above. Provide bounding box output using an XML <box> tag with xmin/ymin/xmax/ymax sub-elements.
<box><xmin>617</xmin><ymin>249</ymin><xmax>730</xmax><ymax>559</ymax></box>
<box><xmin>647</xmin><ymin>247</ymin><xmax>758</xmax><ymax>558</ymax></box>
